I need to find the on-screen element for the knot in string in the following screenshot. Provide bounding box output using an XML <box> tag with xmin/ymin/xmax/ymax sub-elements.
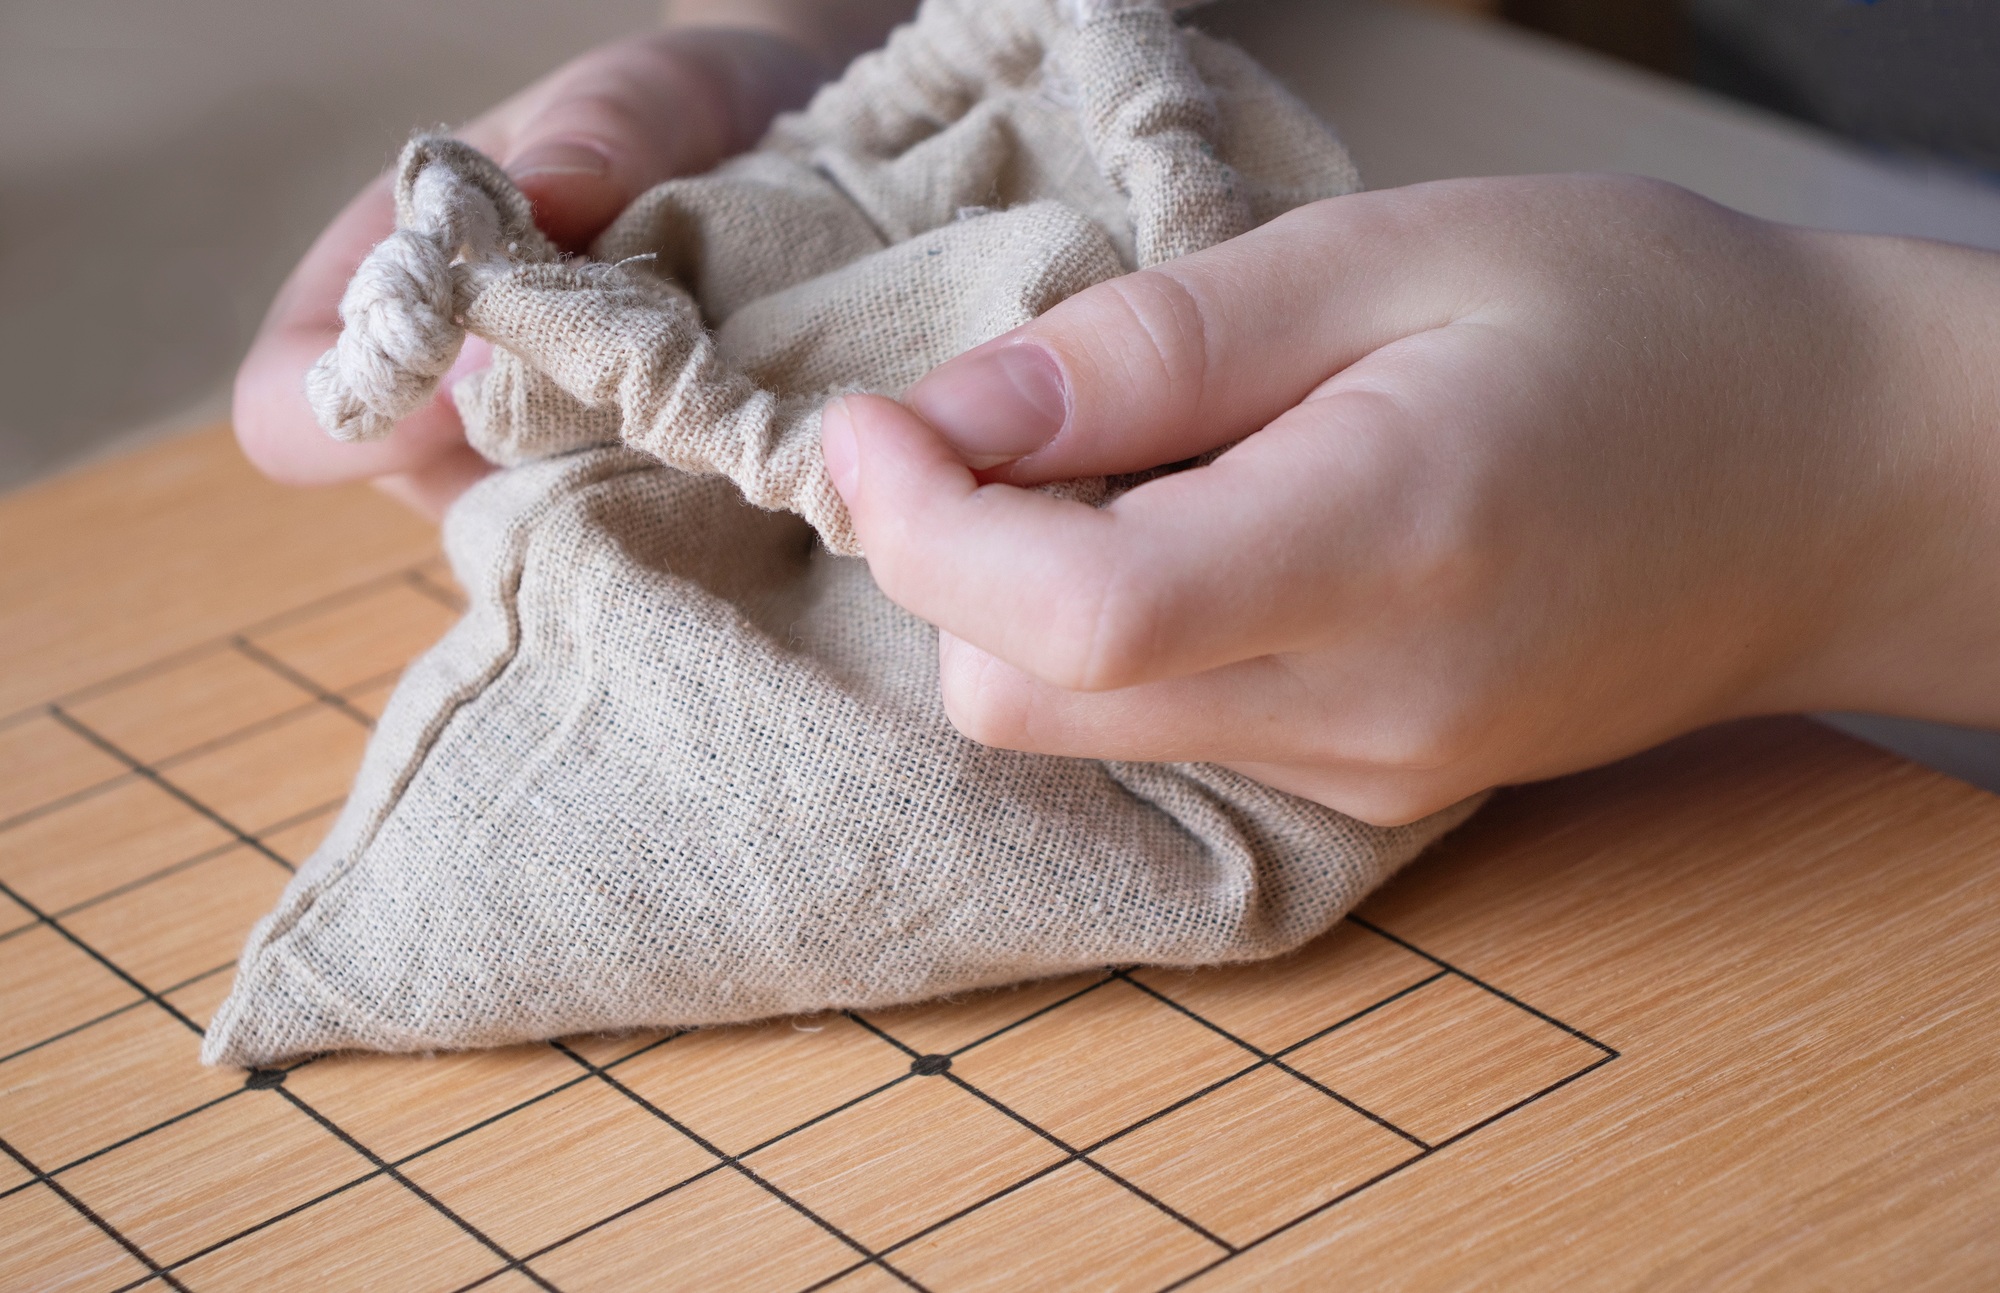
<box><xmin>306</xmin><ymin>136</ymin><xmax>554</xmax><ymax>442</ymax></box>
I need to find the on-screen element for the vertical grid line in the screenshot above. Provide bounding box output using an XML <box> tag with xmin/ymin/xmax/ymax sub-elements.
<box><xmin>273</xmin><ymin>1086</ymin><xmax>560</xmax><ymax>1293</ymax></box>
<box><xmin>0</xmin><ymin>873</ymin><xmax>202</xmax><ymax>1037</ymax></box>
<box><xmin>229</xmin><ymin>637</ymin><xmax>377</xmax><ymax>730</ymax></box>
<box><xmin>549</xmin><ymin>1040</ymin><xmax>928</xmax><ymax>1292</ymax></box>
<box><xmin>0</xmin><ymin>1132</ymin><xmax>190</xmax><ymax>1292</ymax></box>
<box><xmin>1345</xmin><ymin>915</ymin><xmax>1622</xmax><ymax>1058</ymax></box>
<box><xmin>1114</xmin><ymin>969</ymin><xmax>1431</xmax><ymax>1150</ymax></box>
<box><xmin>45</xmin><ymin>705</ymin><xmax>295</xmax><ymax>874</ymax></box>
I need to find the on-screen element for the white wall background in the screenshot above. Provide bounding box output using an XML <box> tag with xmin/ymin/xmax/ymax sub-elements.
<box><xmin>0</xmin><ymin>0</ymin><xmax>661</xmax><ymax>486</ymax></box>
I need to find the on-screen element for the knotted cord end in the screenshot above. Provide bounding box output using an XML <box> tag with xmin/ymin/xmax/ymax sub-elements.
<box><xmin>305</xmin><ymin>135</ymin><xmax>549</xmax><ymax>443</ymax></box>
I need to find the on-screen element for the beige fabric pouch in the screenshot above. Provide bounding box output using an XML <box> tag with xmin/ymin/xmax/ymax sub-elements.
<box><xmin>203</xmin><ymin>0</ymin><xmax>1478</xmax><ymax>1068</ymax></box>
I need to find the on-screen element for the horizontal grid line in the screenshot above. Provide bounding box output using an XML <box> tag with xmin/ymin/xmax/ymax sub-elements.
<box><xmin>934</xmin><ymin>972</ymin><xmax>1120</xmax><ymax>1058</ymax></box>
<box><xmin>275</xmin><ymin>1085</ymin><xmax>558</xmax><ymax>1292</ymax></box>
<box><xmin>140</xmin><ymin>698</ymin><xmax>330</xmax><ymax>774</ymax></box>
<box><xmin>11</xmin><ymin>961</ymin><xmax>241</xmax><ymax>1071</ymax></box>
<box><xmin>0</xmin><ymin>564</ymin><xmax>437</xmax><ymax>734</ymax></box>
<box><xmin>37</xmin><ymin>1086</ymin><xmax>249</xmax><ymax>1181</ymax></box>
<box><xmin>458</xmin><ymin>1160</ymin><xmax>737</xmax><ymax>1292</ymax></box>
<box><xmin>0</xmin><ymin>767</ymin><xmax>138</xmax><ymax>838</ymax></box>
<box><xmin>0</xmin><ymin>874</ymin><xmax>203</xmax><ymax>1037</ymax></box>
<box><xmin>1270</xmin><ymin>968</ymin><xmax>1451</xmax><ymax>1060</ymax></box>
<box><xmin>1345</xmin><ymin>915</ymin><xmax>1622</xmax><ymax>1058</ymax></box>
<box><xmin>105</xmin><ymin>1163</ymin><xmax>390</xmax><ymax>1293</ymax></box>
<box><xmin>404</xmin><ymin>567</ymin><xmax>469</xmax><ymax>613</ymax></box>
<box><xmin>549</xmin><ymin>1039</ymin><xmax>926</xmax><ymax>1292</ymax></box>
<box><xmin>1158</xmin><ymin>1048</ymin><xmax>1620</xmax><ymax>1291</ymax></box>
<box><xmin>1115</xmin><ymin>969</ymin><xmax>1432</xmax><ymax>1150</ymax></box>
<box><xmin>47</xmin><ymin>706</ymin><xmax>297</xmax><ymax>876</ymax></box>
<box><xmin>858</xmin><ymin>1155</ymin><xmax>1079</xmax><ymax>1273</ymax></box>
<box><xmin>0</xmin><ymin>560</ymin><xmax>523</xmax><ymax>1293</ymax></box>
<box><xmin>1</xmin><ymin>1131</ymin><xmax>191</xmax><ymax>1292</ymax></box>
<box><xmin>0</xmin><ymin>993</ymin><xmax>153</xmax><ymax>1068</ymax></box>
<box><xmin>0</xmin><ymin>911</ymin><xmax>44</xmax><ymax>944</ymax></box>
<box><xmin>229</xmin><ymin>637</ymin><xmax>378</xmax><ymax>731</ymax></box>
<box><xmin>43</xmin><ymin>840</ymin><xmax>246</xmax><ymax>923</ymax></box>
<box><xmin>105</xmin><ymin>1059</ymin><xmax>613</xmax><ymax>1290</ymax></box>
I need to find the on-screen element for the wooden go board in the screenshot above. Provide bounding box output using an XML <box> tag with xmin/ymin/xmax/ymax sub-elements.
<box><xmin>4</xmin><ymin>428</ymin><xmax>2000</xmax><ymax>1290</ymax></box>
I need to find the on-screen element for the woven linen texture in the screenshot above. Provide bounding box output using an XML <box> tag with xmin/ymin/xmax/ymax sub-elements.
<box><xmin>205</xmin><ymin>0</ymin><xmax>1477</xmax><ymax>1068</ymax></box>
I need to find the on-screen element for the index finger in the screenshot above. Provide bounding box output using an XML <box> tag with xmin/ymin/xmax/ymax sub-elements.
<box><xmin>824</xmin><ymin>389</ymin><xmax>1407</xmax><ymax>691</ymax></box>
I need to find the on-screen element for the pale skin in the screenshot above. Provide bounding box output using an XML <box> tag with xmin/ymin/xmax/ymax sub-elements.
<box><xmin>235</xmin><ymin>2</ymin><xmax>2000</xmax><ymax>826</ymax></box>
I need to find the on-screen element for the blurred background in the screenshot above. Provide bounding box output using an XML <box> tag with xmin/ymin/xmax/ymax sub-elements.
<box><xmin>4</xmin><ymin>0</ymin><xmax>1995</xmax><ymax>489</ymax></box>
<box><xmin>0</xmin><ymin>0</ymin><xmax>658</xmax><ymax>487</ymax></box>
<box><xmin>3</xmin><ymin>0</ymin><xmax>1997</xmax><ymax>785</ymax></box>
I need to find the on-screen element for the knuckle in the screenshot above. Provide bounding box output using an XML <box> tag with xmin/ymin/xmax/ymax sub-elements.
<box><xmin>1070</xmin><ymin>268</ymin><xmax>1212</xmax><ymax>412</ymax></box>
<box><xmin>939</xmin><ymin>653</ymin><xmax>1032</xmax><ymax>750</ymax></box>
<box><xmin>1039</xmin><ymin>551</ymin><xmax>1163</xmax><ymax>692</ymax></box>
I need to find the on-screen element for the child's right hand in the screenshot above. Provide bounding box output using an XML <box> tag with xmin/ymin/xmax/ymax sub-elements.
<box><xmin>231</xmin><ymin>21</ymin><xmax>835</xmax><ymax>517</ymax></box>
<box><xmin>824</xmin><ymin>175</ymin><xmax>2000</xmax><ymax>823</ymax></box>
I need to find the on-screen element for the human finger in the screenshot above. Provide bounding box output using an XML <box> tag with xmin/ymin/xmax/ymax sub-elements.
<box><xmin>371</xmin><ymin>440</ymin><xmax>498</xmax><ymax>521</ymax></box>
<box><xmin>901</xmin><ymin>187</ymin><xmax>1469</xmax><ymax>482</ymax></box>
<box><xmin>236</xmin><ymin>29</ymin><xmax>825</xmax><ymax>491</ymax></box>
<box><xmin>824</xmin><ymin>386</ymin><xmax>1418</xmax><ymax>689</ymax></box>
<box><xmin>933</xmin><ymin>633</ymin><xmax>1473</xmax><ymax>825</ymax></box>
<box><xmin>491</xmin><ymin>29</ymin><xmax>819</xmax><ymax>251</ymax></box>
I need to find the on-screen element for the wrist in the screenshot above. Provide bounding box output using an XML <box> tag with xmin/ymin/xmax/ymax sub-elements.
<box><xmin>1769</xmin><ymin>230</ymin><xmax>2000</xmax><ymax>726</ymax></box>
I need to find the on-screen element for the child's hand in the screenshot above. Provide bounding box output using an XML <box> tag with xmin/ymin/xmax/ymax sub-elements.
<box><xmin>823</xmin><ymin>174</ymin><xmax>2000</xmax><ymax>823</ymax></box>
<box><xmin>232</xmin><ymin>23</ymin><xmax>829</xmax><ymax>516</ymax></box>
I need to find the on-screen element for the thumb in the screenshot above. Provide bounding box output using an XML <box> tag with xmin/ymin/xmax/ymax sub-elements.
<box><xmin>904</xmin><ymin>190</ymin><xmax>1454</xmax><ymax>485</ymax></box>
<box><xmin>492</xmin><ymin>29</ymin><xmax>822</xmax><ymax>251</ymax></box>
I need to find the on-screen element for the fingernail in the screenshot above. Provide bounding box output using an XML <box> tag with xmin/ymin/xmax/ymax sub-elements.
<box><xmin>821</xmin><ymin>398</ymin><xmax>859</xmax><ymax>498</ymax></box>
<box><xmin>504</xmin><ymin>139</ymin><xmax>611</xmax><ymax>181</ymax></box>
<box><xmin>907</xmin><ymin>342</ymin><xmax>1067</xmax><ymax>469</ymax></box>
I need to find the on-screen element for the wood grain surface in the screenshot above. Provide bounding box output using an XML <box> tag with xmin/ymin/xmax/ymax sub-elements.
<box><xmin>2</xmin><ymin>427</ymin><xmax>1997</xmax><ymax>1291</ymax></box>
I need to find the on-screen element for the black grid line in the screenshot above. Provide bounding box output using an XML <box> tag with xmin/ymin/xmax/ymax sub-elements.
<box><xmin>1114</xmin><ymin>967</ymin><xmax>1436</xmax><ymax>1151</ymax></box>
<box><xmin>1</xmin><ymin>613</ymin><xmax>552</xmax><ymax>1291</ymax></box>
<box><xmin>98</xmin><ymin>1057</ymin><xmax>627</xmax><ymax>1291</ymax></box>
<box><xmin>545</xmin><ymin>1038</ymin><xmax>927</xmax><ymax>1292</ymax></box>
<box><xmin>403</xmin><ymin>565</ymin><xmax>469</xmax><ymax>613</ymax></box>
<box><xmin>0</xmin><ymin>562</ymin><xmax>1623</xmax><ymax>1292</ymax></box>
<box><xmin>1</xmin><ymin>1131</ymin><xmax>193</xmax><ymax>1292</ymax></box>
<box><xmin>0</xmin><ymin>565</ymin><xmax>441</xmax><ymax>733</ymax></box>
<box><xmin>142</xmin><ymin>698</ymin><xmax>345</xmax><ymax>774</ymax></box>
<box><xmin>0</xmin><ymin>960</ymin><xmax>235</xmax><ymax>1073</ymax></box>
<box><xmin>0</xmin><ymin>873</ymin><xmax>204</xmax><ymax>1037</ymax></box>
<box><xmin>103</xmin><ymin>1160</ymin><xmax>392</xmax><ymax>1293</ymax></box>
<box><xmin>229</xmin><ymin>637</ymin><xmax>379</xmax><ymax>730</ymax></box>
<box><xmin>0</xmin><ymin>765</ymin><xmax>140</xmax><ymax>839</ymax></box>
<box><xmin>45</xmin><ymin>706</ymin><xmax>298</xmax><ymax>876</ymax></box>
<box><xmin>845</xmin><ymin>1009</ymin><xmax>1238</xmax><ymax>1255</ymax></box>
<box><xmin>1156</xmin><ymin>1048</ymin><xmax>1623</xmax><ymax>1292</ymax></box>
<box><xmin>274</xmin><ymin>1084</ymin><xmax>559</xmax><ymax>1292</ymax></box>
<box><xmin>42</xmin><ymin>840</ymin><xmax>245</xmax><ymax>923</ymax></box>
<box><xmin>1345</xmin><ymin>915</ymin><xmax>1622</xmax><ymax>1059</ymax></box>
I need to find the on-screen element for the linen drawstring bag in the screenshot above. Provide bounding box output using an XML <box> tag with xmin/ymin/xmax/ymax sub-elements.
<box><xmin>203</xmin><ymin>0</ymin><xmax>1481</xmax><ymax>1068</ymax></box>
